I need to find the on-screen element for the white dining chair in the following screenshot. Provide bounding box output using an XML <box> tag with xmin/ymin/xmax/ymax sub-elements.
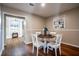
<box><xmin>32</xmin><ymin>32</ymin><xmax>45</xmax><ymax>56</ymax></box>
<box><xmin>36</xmin><ymin>32</ymin><xmax>48</xmax><ymax>53</ymax></box>
<box><xmin>47</xmin><ymin>34</ymin><xmax>62</xmax><ymax>56</ymax></box>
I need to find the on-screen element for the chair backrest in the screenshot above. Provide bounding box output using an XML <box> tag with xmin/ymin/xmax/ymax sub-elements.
<box><xmin>36</xmin><ymin>32</ymin><xmax>41</xmax><ymax>35</ymax></box>
<box><xmin>32</xmin><ymin>32</ymin><xmax>41</xmax><ymax>45</ymax></box>
<box><xmin>55</xmin><ymin>34</ymin><xmax>62</xmax><ymax>45</ymax></box>
<box><xmin>36</xmin><ymin>32</ymin><xmax>41</xmax><ymax>43</ymax></box>
<box><xmin>32</xmin><ymin>33</ymin><xmax>36</xmax><ymax>45</ymax></box>
<box><xmin>50</xmin><ymin>32</ymin><xmax>56</xmax><ymax>35</ymax></box>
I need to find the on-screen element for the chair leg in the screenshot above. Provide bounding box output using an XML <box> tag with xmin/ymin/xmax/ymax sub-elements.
<box><xmin>44</xmin><ymin>46</ymin><xmax>46</xmax><ymax>53</ymax></box>
<box><xmin>32</xmin><ymin>46</ymin><xmax>34</xmax><ymax>53</ymax></box>
<box><xmin>47</xmin><ymin>46</ymin><xmax>49</xmax><ymax>53</ymax></box>
<box><xmin>44</xmin><ymin>40</ymin><xmax>46</xmax><ymax>53</ymax></box>
<box><xmin>55</xmin><ymin>48</ymin><xmax>57</xmax><ymax>56</ymax></box>
<box><xmin>59</xmin><ymin>46</ymin><xmax>61</xmax><ymax>56</ymax></box>
<box><xmin>37</xmin><ymin>47</ymin><xmax>38</xmax><ymax>56</ymax></box>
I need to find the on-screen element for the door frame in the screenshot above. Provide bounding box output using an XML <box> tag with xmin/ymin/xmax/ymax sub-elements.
<box><xmin>4</xmin><ymin>14</ymin><xmax>25</xmax><ymax>45</ymax></box>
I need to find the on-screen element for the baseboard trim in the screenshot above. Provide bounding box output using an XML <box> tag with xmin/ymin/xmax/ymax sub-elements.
<box><xmin>24</xmin><ymin>41</ymin><xmax>32</xmax><ymax>44</ymax></box>
<box><xmin>62</xmin><ymin>42</ymin><xmax>79</xmax><ymax>48</ymax></box>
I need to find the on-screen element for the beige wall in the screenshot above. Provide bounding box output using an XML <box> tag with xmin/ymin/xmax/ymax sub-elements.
<box><xmin>2</xmin><ymin>5</ymin><xmax>45</xmax><ymax>44</ymax></box>
<box><xmin>46</xmin><ymin>17</ymin><xmax>53</xmax><ymax>31</ymax></box>
<box><xmin>46</xmin><ymin>7</ymin><xmax>79</xmax><ymax>46</ymax></box>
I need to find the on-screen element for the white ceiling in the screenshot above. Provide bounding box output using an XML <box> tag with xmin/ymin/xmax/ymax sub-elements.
<box><xmin>2</xmin><ymin>3</ymin><xmax>79</xmax><ymax>18</ymax></box>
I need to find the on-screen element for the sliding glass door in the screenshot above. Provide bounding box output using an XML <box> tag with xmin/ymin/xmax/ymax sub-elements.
<box><xmin>4</xmin><ymin>14</ymin><xmax>25</xmax><ymax>44</ymax></box>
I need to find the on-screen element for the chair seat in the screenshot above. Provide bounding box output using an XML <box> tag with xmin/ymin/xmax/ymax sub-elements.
<box><xmin>47</xmin><ymin>42</ymin><xmax>59</xmax><ymax>48</ymax></box>
<box><xmin>33</xmin><ymin>41</ymin><xmax>44</xmax><ymax>48</ymax></box>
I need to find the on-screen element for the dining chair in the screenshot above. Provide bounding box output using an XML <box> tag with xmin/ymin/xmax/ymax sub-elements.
<box><xmin>36</xmin><ymin>32</ymin><xmax>48</xmax><ymax>53</ymax></box>
<box><xmin>47</xmin><ymin>34</ymin><xmax>62</xmax><ymax>56</ymax></box>
<box><xmin>32</xmin><ymin>32</ymin><xmax>45</xmax><ymax>56</ymax></box>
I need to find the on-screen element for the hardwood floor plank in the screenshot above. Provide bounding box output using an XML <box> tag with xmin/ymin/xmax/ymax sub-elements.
<box><xmin>1</xmin><ymin>41</ymin><xmax>79</xmax><ymax>56</ymax></box>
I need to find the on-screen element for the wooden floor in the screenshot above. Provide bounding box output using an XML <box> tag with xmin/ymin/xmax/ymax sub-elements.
<box><xmin>2</xmin><ymin>43</ymin><xmax>79</xmax><ymax>56</ymax></box>
<box><xmin>61</xmin><ymin>44</ymin><xmax>79</xmax><ymax>56</ymax></box>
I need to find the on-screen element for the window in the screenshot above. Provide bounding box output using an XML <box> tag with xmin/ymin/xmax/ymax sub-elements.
<box><xmin>5</xmin><ymin>15</ymin><xmax>25</xmax><ymax>39</ymax></box>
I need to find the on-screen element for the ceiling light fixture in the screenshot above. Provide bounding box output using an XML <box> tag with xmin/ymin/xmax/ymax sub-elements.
<box><xmin>41</xmin><ymin>3</ymin><xmax>46</xmax><ymax>7</ymax></box>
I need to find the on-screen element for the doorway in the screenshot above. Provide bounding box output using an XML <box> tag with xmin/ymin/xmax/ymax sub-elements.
<box><xmin>4</xmin><ymin>14</ymin><xmax>25</xmax><ymax>45</ymax></box>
